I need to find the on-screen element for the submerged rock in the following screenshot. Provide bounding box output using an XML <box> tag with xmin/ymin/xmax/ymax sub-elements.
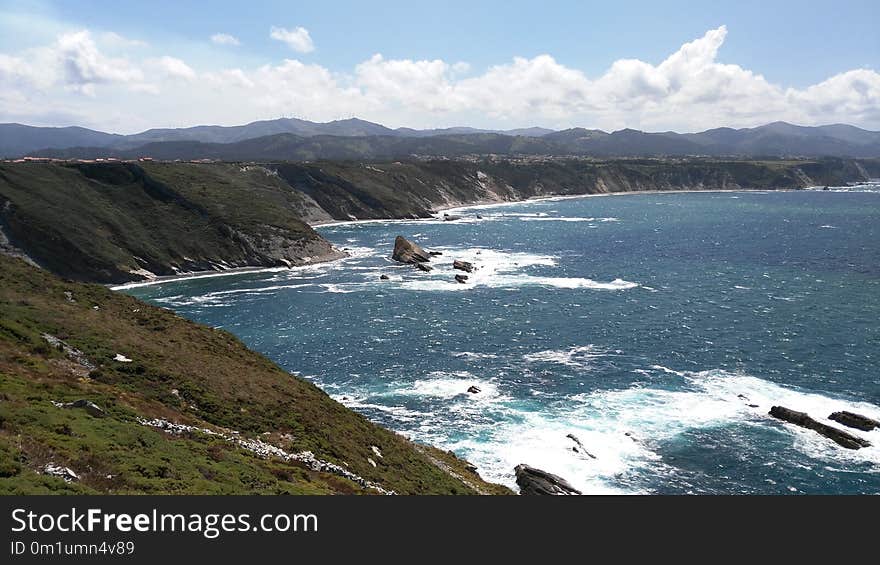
<box><xmin>392</xmin><ymin>236</ymin><xmax>431</xmax><ymax>264</ymax></box>
<box><xmin>769</xmin><ymin>406</ymin><xmax>871</xmax><ymax>449</ymax></box>
<box><xmin>514</xmin><ymin>464</ymin><xmax>581</xmax><ymax>495</ymax></box>
<box><xmin>828</xmin><ymin>411</ymin><xmax>880</xmax><ymax>432</ymax></box>
<box><xmin>454</xmin><ymin>274</ymin><xmax>469</xmax><ymax>284</ymax></box>
<box><xmin>453</xmin><ymin>260</ymin><xmax>474</xmax><ymax>273</ymax></box>
<box><xmin>566</xmin><ymin>433</ymin><xmax>597</xmax><ymax>459</ymax></box>
<box><xmin>416</xmin><ymin>262</ymin><xmax>433</xmax><ymax>272</ymax></box>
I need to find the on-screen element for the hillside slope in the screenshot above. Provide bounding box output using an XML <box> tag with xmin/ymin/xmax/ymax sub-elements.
<box><xmin>0</xmin><ymin>162</ymin><xmax>342</xmax><ymax>283</ymax></box>
<box><xmin>1</xmin><ymin>158</ymin><xmax>877</xmax><ymax>283</ymax></box>
<box><xmin>0</xmin><ymin>255</ymin><xmax>509</xmax><ymax>494</ymax></box>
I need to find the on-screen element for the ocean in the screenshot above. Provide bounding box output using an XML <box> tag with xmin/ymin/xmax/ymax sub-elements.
<box><xmin>123</xmin><ymin>187</ymin><xmax>880</xmax><ymax>494</ymax></box>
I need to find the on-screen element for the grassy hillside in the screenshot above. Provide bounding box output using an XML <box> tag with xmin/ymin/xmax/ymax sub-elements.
<box><xmin>0</xmin><ymin>254</ymin><xmax>510</xmax><ymax>494</ymax></box>
<box><xmin>0</xmin><ymin>162</ymin><xmax>339</xmax><ymax>283</ymax></box>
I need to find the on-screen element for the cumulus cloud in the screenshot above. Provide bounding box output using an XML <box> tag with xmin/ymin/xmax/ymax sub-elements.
<box><xmin>211</xmin><ymin>33</ymin><xmax>241</xmax><ymax>46</ymax></box>
<box><xmin>269</xmin><ymin>26</ymin><xmax>314</xmax><ymax>53</ymax></box>
<box><xmin>1</xmin><ymin>25</ymin><xmax>878</xmax><ymax>133</ymax></box>
<box><xmin>150</xmin><ymin>56</ymin><xmax>196</xmax><ymax>81</ymax></box>
<box><xmin>56</xmin><ymin>30</ymin><xmax>143</xmax><ymax>92</ymax></box>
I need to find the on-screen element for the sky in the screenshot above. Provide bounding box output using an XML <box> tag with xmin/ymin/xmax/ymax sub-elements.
<box><xmin>0</xmin><ymin>0</ymin><xmax>878</xmax><ymax>133</ymax></box>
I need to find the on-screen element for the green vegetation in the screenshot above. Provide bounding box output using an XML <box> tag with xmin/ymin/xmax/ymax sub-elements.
<box><xmin>0</xmin><ymin>162</ymin><xmax>336</xmax><ymax>283</ymax></box>
<box><xmin>0</xmin><ymin>255</ymin><xmax>511</xmax><ymax>494</ymax></box>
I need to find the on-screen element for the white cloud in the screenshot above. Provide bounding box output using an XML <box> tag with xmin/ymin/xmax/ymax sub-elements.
<box><xmin>204</xmin><ymin>68</ymin><xmax>254</xmax><ymax>89</ymax></box>
<box><xmin>150</xmin><ymin>55</ymin><xmax>196</xmax><ymax>81</ymax></box>
<box><xmin>269</xmin><ymin>26</ymin><xmax>314</xmax><ymax>53</ymax></box>
<box><xmin>1</xmin><ymin>25</ymin><xmax>878</xmax><ymax>133</ymax></box>
<box><xmin>55</xmin><ymin>30</ymin><xmax>144</xmax><ymax>94</ymax></box>
<box><xmin>211</xmin><ymin>33</ymin><xmax>241</xmax><ymax>46</ymax></box>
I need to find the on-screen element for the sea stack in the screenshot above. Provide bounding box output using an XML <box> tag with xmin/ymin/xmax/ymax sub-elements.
<box><xmin>392</xmin><ymin>236</ymin><xmax>432</xmax><ymax>264</ymax></box>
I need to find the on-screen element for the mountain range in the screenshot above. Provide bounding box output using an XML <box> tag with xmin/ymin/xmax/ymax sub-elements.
<box><xmin>2</xmin><ymin>118</ymin><xmax>879</xmax><ymax>160</ymax></box>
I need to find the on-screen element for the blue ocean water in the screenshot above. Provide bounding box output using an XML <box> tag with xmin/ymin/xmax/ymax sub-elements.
<box><xmin>123</xmin><ymin>188</ymin><xmax>880</xmax><ymax>494</ymax></box>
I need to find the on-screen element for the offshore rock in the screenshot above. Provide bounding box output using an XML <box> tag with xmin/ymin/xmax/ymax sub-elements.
<box><xmin>453</xmin><ymin>260</ymin><xmax>474</xmax><ymax>273</ymax></box>
<box><xmin>454</xmin><ymin>274</ymin><xmax>469</xmax><ymax>284</ymax></box>
<box><xmin>566</xmin><ymin>433</ymin><xmax>597</xmax><ymax>459</ymax></box>
<box><xmin>467</xmin><ymin>385</ymin><xmax>481</xmax><ymax>394</ymax></box>
<box><xmin>769</xmin><ymin>406</ymin><xmax>871</xmax><ymax>449</ymax></box>
<box><xmin>514</xmin><ymin>464</ymin><xmax>581</xmax><ymax>495</ymax></box>
<box><xmin>392</xmin><ymin>236</ymin><xmax>431</xmax><ymax>264</ymax></box>
<box><xmin>828</xmin><ymin>411</ymin><xmax>880</xmax><ymax>432</ymax></box>
<box><xmin>416</xmin><ymin>262</ymin><xmax>433</xmax><ymax>272</ymax></box>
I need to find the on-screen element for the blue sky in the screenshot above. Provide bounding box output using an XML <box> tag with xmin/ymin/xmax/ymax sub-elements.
<box><xmin>1</xmin><ymin>0</ymin><xmax>878</xmax><ymax>132</ymax></box>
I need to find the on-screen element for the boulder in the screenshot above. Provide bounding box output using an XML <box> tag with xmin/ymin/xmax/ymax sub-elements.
<box><xmin>769</xmin><ymin>406</ymin><xmax>871</xmax><ymax>449</ymax></box>
<box><xmin>429</xmin><ymin>251</ymin><xmax>443</xmax><ymax>256</ymax></box>
<box><xmin>467</xmin><ymin>385</ymin><xmax>481</xmax><ymax>394</ymax></box>
<box><xmin>443</xmin><ymin>214</ymin><xmax>462</xmax><ymax>221</ymax></box>
<box><xmin>454</xmin><ymin>274</ymin><xmax>469</xmax><ymax>284</ymax></box>
<box><xmin>453</xmin><ymin>260</ymin><xmax>474</xmax><ymax>273</ymax></box>
<box><xmin>58</xmin><ymin>399</ymin><xmax>106</xmax><ymax>418</ymax></box>
<box><xmin>514</xmin><ymin>464</ymin><xmax>581</xmax><ymax>495</ymax></box>
<box><xmin>392</xmin><ymin>236</ymin><xmax>431</xmax><ymax>264</ymax></box>
<box><xmin>380</xmin><ymin>274</ymin><xmax>390</xmax><ymax>280</ymax></box>
<box><xmin>416</xmin><ymin>262</ymin><xmax>433</xmax><ymax>272</ymax></box>
<box><xmin>42</xmin><ymin>463</ymin><xmax>79</xmax><ymax>483</ymax></box>
<box><xmin>828</xmin><ymin>411</ymin><xmax>880</xmax><ymax>432</ymax></box>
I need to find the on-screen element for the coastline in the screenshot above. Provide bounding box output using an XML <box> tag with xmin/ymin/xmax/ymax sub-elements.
<box><xmin>110</xmin><ymin>187</ymin><xmax>784</xmax><ymax>290</ymax></box>
<box><xmin>313</xmin><ymin>187</ymin><xmax>782</xmax><ymax>229</ymax></box>
<box><xmin>109</xmin><ymin>250</ymin><xmax>352</xmax><ymax>290</ymax></box>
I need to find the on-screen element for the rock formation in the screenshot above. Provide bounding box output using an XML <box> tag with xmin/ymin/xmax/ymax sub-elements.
<box><xmin>828</xmin><ymin>411</ymin><xmax>880</xmax><ymax>432</ymax></box>
<box><xmin>514</xmin><ymin>464</ymin><xmax>581</xmax><ymax>495</ymax></box>
<box><xmin>454</xmin><ymin>274</ymin><xmax>469</xmax><ymax>284</ymax></box>
<box><xmin>769</xmin><ymin>406</ymin><xmax>871</xmax><ymax>449</ymax></box>
<box><xmin>416</xmin><ymin>262</ymin><xmax>433</xmax><ymax>272</ymax></box>
<box><xmin>392</xmin><ymin>236</ymin><xmax>431</xmax><ymax>264</ymax></box>
<box><xmin>453</xmin><ymin>260</ymin><xmax>474</xmax><ymax>273</ymax></box>
<box><xmin>566</xmin><ymin>433</ymin><xmax>597</xmax><ymax>459</ymax></box>
<box><xmin>53</xmin><ymin>399</ymin><xmax>106</xmax><ymax>418</ymax></box>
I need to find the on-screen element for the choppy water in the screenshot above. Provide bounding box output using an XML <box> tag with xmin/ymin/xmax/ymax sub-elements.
<box><xmin>124</xmin><ymin>187</ymin><xmax>880</xmax><ymax>494</ymax></box>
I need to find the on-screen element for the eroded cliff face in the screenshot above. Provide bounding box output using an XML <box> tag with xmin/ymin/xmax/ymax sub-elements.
<box><xmin>272</xmin><ymin>157</ymin><xmax>879</xmax><ymax>221</ymax></box>
<box><xmin>0</xmin><ymin>157</ymin><xmax>875</xmax><ymax>283</ymax></box>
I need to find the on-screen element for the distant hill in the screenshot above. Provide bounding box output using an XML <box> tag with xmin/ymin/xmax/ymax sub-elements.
<box><xmin>4</xmin><ymin>118</ymin><xmax>880</xmax><ymax>159</ymax></box>
<box><xmin>0</xmin><ymin>118</ymin><xmax>554</xmax><ymax>157</ymax></box>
